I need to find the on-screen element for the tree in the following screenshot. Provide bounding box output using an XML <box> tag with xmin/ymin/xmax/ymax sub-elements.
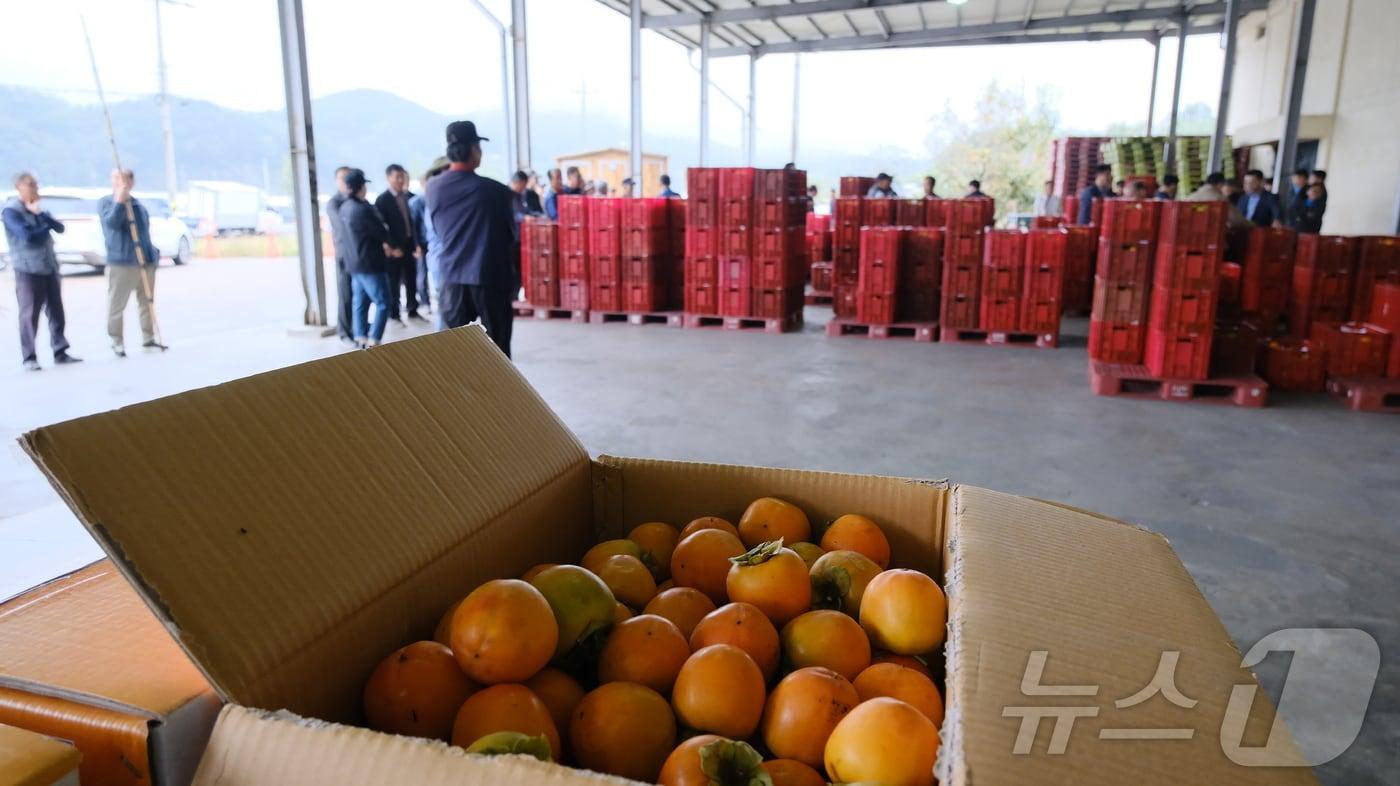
<box><xmin>924</xmin><ymin>82</ymin><xmax>1059</xmax><ymax>219</ymax></box>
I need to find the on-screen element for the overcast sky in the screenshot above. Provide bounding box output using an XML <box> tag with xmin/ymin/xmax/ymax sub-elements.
<box><xmin>0</xmin><ymin>0</ymin><xmax>1226</xmax><ymax>162</ymax></box>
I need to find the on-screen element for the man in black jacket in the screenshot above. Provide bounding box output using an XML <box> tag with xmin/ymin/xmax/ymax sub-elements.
<box><xmin>339</xmin><ymin>169</ymin><xmax>392</xmax><ymax>347</ymax></box>
<box><xmin>1077</xmin><ymin>165</ymin><xmax>1113</xmax><ymax>225</ymax></box>
<box><xmin>426</xmin><ymin>121</ymin><xmax>519</xmax><ymax>357</ymax></box>
<box><xmin>374</xmin><ymin>163</ymin><xmax>423</xmax><ymax>324</ymax></box>
<box><xmin>326</xmin><ymin>166</ymin><xmax>355</xmax><ymax>344</ymax></box>
<box><xmin>510</xmin><ymin>170</ymin><xmax>543</xmax><ymax>222</ymax></box>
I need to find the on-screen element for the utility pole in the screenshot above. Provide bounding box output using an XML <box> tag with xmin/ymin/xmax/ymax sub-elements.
<box><xmin>154</xmin><ymin>0</ymin><xmax>181</xmax><ymax>206</ymax></box>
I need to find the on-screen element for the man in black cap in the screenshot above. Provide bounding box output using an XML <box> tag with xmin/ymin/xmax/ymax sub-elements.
<box><xmin>425</xmin><ymin>120</ymin><xmax>519</xmax><ymax>357</ymax></box>
<box><xmin>866</xmin><ymin>173</ymin><xmax>896</xmax><ymax>198</ymax></box>
<box><xmin>338</xmin><ymin>168</ymin><xmax>392</xmax><ymax>347</ymax></box>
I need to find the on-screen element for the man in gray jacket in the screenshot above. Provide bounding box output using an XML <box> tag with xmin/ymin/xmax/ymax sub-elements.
<box><xmin>3</xmin><ymin>172</ymin><xmax>81</xmax><ymax>370</ymax></box>
<box><xmin>98</xmin><ymin>169</ymin><xmax>166</xmax><ymax>356</ymax></box>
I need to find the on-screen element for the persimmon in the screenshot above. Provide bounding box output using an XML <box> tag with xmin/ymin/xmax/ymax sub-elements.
<box><xmin>762</xmin><ymin>758</ymin><xmax>827</xmax><ymax>786</ymax></box>
<box><xmin>643</xmin><ymin>587</ymin><xmax>717</xmax><ymax>640</ymax></box>
<box><xmin>809</xmin><ymin>550</ymin><xmax>882</xmax><ymax>615</ymax></box>
<box><xmin>433</xmin><ymin>598</ymin><xmax>463</xmax><ymax>646</ymax></box>
<box><xmin>363</xmin><ymin>641</ymin><xmax>477</xmax><ymax>741</ymax></box>
<box><xmin>613</xmin><ymin>602</ymin><xmax>633</xmax><ymax>623</ymax></box>
<box><xmin>597</xmin><ymin>554</ymin><xmax>658</xmax><ymax>609</ymax></box>
<box><xmin>629</xmin><ymin>521</ymin><xmax>681</xmax><ymax>580</ymax></box>
<box><xmin>571</xmin><ymin>682</ymin><xmax>677</xmax><ymax>782</ymax></box>
<box><xmin>598</xmin><ymin>614</ymin><xmax>690</xmax><ymax>694</ymax></box>
<box><xmin>853</xmin><ymin>662</ymin><xmax>944</xmax><ymax>727</ymax></box>
<box><xmin>671</xmin><ymin>528</ymin><xmax>746</xmax><ymax>604</ymax></box>
<box><xmin>781</xmin><ymin>610</ymin><xmax>871</xmax><ymax>681</ymax></box>
<box><xmin>824</xmin><ymin>697</ymin><xmax>939</xmax><ymax>786</ymax></box>
<box><xmin>760</xmin><ymin>666</ymin><xmax>859</xmax><ymax>768</ymax></box>
<box><xmin>738</xmin><ymin>497</ymin><xmax>811</xmax><ymax>548</ymax></box>
<box><xmin>871</xmin><ymin>652</ymin><xmax>934</xmax><ymax>679</ymax></box>
<box><xmin>582</xmin><ymin>538</ymin><xmax>651</xmax><ymax>575</ymax></box>
<box><xmin>528</xmin><ymin>564</ymin><xmax>616</xmax><ymax>659</ymax></box>
<box><xmin>671</xmin><ymin>644</ymin><xmax>766</xmax><ymax>739</ymax></box>
<box><xmin>688</xmin><ymin>602</ymin><xmax>781</xmax><ymax>681</ymax></box>
<box><xmin>657</xmin><ymin>579</ymin><xmax>676</xmax><ymax>592</ymax></box>
<box><xmin>820</xmin><ymin>514</ymin><xmax>891</xmax><ymax>568</ymax></box>
<box><xmin>788</xmin><ymin>541</ymin><xmax>825</xmax><ymax>568</ymax></box>
<box><xmin>859</xmin><ymin>569</ymin><xmax>946</xmax><ymax>656</ymax></box>
<box><xmin>450</xmin><ymin>579</ymin><xmax>557</xmax><ymax>683</ymax></box>
<box><xmin>520</xmin><ymin>563</ymin><xmax>558</xmax><ymax>582</ymax></box>
<box><xmin>679</xmin><ymin>516</ymin><xmax>739</xmax><ymax>540</ymax></box>
<box><xmin>451</xmin><ymin>683</ymin><xmax>561</xmax><ymax>761</ymax></box>
<box><xmin>724</xmin><ymin>540</ymin><xmax>812</xmax><ymax>627</ymax></box>
<box><xmin>523</xmin><ymin>667</ymin><xmax>586</xmax><ymax>750</ymax></box>
<box><xmin>658</xmin><ymin>735</ymin><xmax>768</xmax><ymax>786</ymax></box>
<box><xmin>464</xmin><ymin>731</ymin><xmax>553</xmax><ymax>761</ymax></box>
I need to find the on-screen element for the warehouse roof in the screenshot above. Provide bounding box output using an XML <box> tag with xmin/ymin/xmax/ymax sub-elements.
<box><xmin>592</xmin><ymin>0</ymin><xmax>1267</xmax><ymax>57</ymax></box>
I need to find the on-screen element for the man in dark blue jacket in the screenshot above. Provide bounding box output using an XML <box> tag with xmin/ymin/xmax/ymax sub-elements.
<box><xmin>1240</xmin><ymin>170</ymin><xmax>1282</xmax><ymax>227</ymax></box>
<box><xmin>327</xmin><ymin>166</ymin><xmax>355</xmax><ymax>344</ymax></box>
<box><xmin>374</xmin><ymin>163</ymin><xmax>423</xmax><ymax>324</ymax></box>
<box><xmin>98</xmin><ymin>168</ymin><xmax>164</xmax><ymax>356</ymax></box>
<box><xmin>1077</xmin><ymin>165</ymin><xmax>1113</xmax><ymax>225</ymax></box>
<box><xmin>4</xmin><ymin>172</ymin><xmax>80</xmax><ymax>370</ymax></box>
<box><xmin>339</xmin><ymin>168</ymin><xmax>392</xmax><ymax>347</ymax></box>
<box><xmin>425</xmin><ymin>121</ymin><xmax>519</xmax><ymax>357</ymax></box>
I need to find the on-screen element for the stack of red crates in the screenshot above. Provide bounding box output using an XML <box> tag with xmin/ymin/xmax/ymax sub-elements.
<box><xmin>1311</xmin><ymin>321</ymin><xmax>1393</xmax><ymax>378</ymax></box>
<box><xmin>1261</xmin><ymin>337</ymin><xmax>1328</xmax><ymax>392</ymax></box>
<box><xmin>667</xmin><ymin>199</ymin><xmax>687</xmax><ymax>310</ymax></box>
<box><xmin>856</xmin><ymin>227</ymin><xmax>901</xmax><ymax>324</ymax></box>
<box><xmin>980</xmin><ymin>230</ymin><xmax>1026</xmax><ymax>332</ymax></box>
<box><xmin>618</xmin><ymin>198</ymin><xmax>672</xmax><ymax>312</ymax></box>
<box><xmin>684</xmin><ymin>169</ymin><xmax>720</xmax><ymax>314</ymax></box>
<box><xmin>1049</xmin><ymin>137</ymin><xmax>1107</xmax><ymax>200</ymax></box>
<box><xmin>1289</xmin><ymin>234</ymin><xmax>1355</xmax><ymax>337</ymax></box>
<box><xmin>1062</xmin><ymin>194</ymin><xmax>1104</xmax><ymax>228</ymax></box>
<box><xmin>1239</xmin><ymin>227</ymin><xmax>1297</xmax><ymax>328</ymax></box>
<box><xmin>587</xmin><ymin>198</ymin><xmax>623</xmax><ymax>312</ymax></box>
<box><xmin>806</xmin><ymin>213</ymin><xmax>833</xmax><ymax>295</ymax></box>
<box><xmin>521</xmin><ymin>217</ymin><xmax>559</xmax><ymax>307</ymax></box>
<box><xmin>900</xmin><ymin>227</ymin><xmax>943</xmax><ymax>323</ymax></box>
<box><xmin>1145</xmin><ymin>201</ymin><xmax>1226</xmax><ymax>379</ymax></box>
<box><xmin>1022</xmin><ymin>228</ymin><xmax>1067</xmax><ymax>337</ymax></box>
<box><xmin>558</xmin><ymin>195</ymin><xmax>590</xmax><ymax>310</ymax></box>
<box><xmin>839</xmin><ymin>177</ymin><xmax>875</xmax><ymax>197</ymax></box>
<box><xmin>940</xmin><ymin>199</ymin><xmax>994</xmax><ymax>330</ymax></box>
<box><xmin>831</xmin><ymin>197</ymin><xmax>864</xmax><ymax>318</ymax></box>
<box><xmin>1351</xmin><ymin>236</ymin><xmax>1400</xmax><ymax>321</ymax></box>
<box><xmin>1368</xmin><ymin>282</ymin><xmax>1400</xmax><ymax>376</ymax></box>
<box><xmin>895</xmin><ymin>199</ymin><xmax>927</xmax><ymax>227</ymax></box>
<box><xmin>1089</xmin><ymin>199</ymin><xmax>1162</xmax><ymax>364</ymax></box>
<box><xmin>1062</xmin><ymin>225</ymin><xmax>1097</xmax><ymax>313</ymax></box>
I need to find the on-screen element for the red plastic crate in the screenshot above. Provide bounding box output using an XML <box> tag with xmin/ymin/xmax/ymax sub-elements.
<box><xmin>1096</xmin><ymin>239</ymin><xmax>1154</xmax><ymax>286</ymax></box>
<box><xmin>752</xmin><ymin>287</ymin><xmax>801</xmax><ymax>319</ymax></box>
<box><xmin>833</xmin><ymin>283</ymin><xmax>858</xmax><ymax>318</ymax></box>
<box><xmin>756</xmin><ymin>257</ymin><xmax>799</xmax><ymax>290</ymax></box>
<box><xmin>590</xmin><ymin>254</ymin><xmax>622</xmax><ymax>287</ymax></box>
<box><xmin>899</xmin><ymin>288</ymin><xmax>939</xmax><ymax>323</ymax></box>
<box><xmin>811</xmin><ymin>261</ymin><xmax>833</xmax><ymax>292</ymax></box>
<box><xmin>1352</xmin><ymin>236</ymin><xmax>1400</xmax><ymax>321</ymax></box>
<box><xmin>942</xmin><ymin>258</ymin><xmax>980</xmax><ymax>299</ymax></box>
<box><xmin>1154</xmin><ymin>245</ymin><xmax>1222</xmax><ymax>291</ymax></box>
<box><xmin>1100</xmin><ymin>199</ymin><xmax>1161</xmax><ymax>245</ymax></box>
<box><xmin>941</xmin><ymin>291</ymin><xmax>978</xmax><ymax>329</ymax></box>
<box><xmin>527</xmin><ymin>276</ymin><xmax>558</xmax><ymax>308</ymax></box>
<box><xmin>1211</xmin><ymin>321</ymin><xmax>1263</xmax><ymax>377</ymax></box>
<box><xmin>622</xmin><ymin>282</ymin><xmax>666</xmax><ymax>313</ymax></box>
<box><xmin>1219</xmin><ymin>262</ymin><xmax>1242</xmax><ymax>310</ymax></box>
<box><xmin>560</xmin><ymin>226</ymin><xmax>588</xmax><ymax>257</ymax></box>
<box><xmin>1020</xmin><ymin>300</ymin><xmax>1060</xmax><ymax>335</ymax></box>
<box><xmin>621</xmin><ymin>198</ymin><xmax>669</xmax><ymax>228</ymax></box>
<box><xmin>755</xmin><ymin>226</ymin><xmax>801</xmax><ymax>261</ymax></box>
<box><xmin>686</xmin><ymin>256</ymin><xmax>720</xmax><ymax>287</ymax></box>
<box><xmin>719</xmin><ymin>286</ymin><xmax>751</xmax><ymax>317</ymax></box>
<box><xmin>684</xmin><ymin>282</ymin><xmax>718</xmax><ymax>315</ymax></box>
<box><xmin>590</xmin><ymin>225</ymin><xmax>622</xmax><ymax>257</ymax></box>
<box><xmin>945</xmin><ymin>234</ymin><xmax>984</xmax><ymax>267</ymax></box>
<box><xmin>1148</xmin><ymin>287</ymin><xmax>1217</xmax><ymax>334</ymax></box>
<box><xmin>982</xmin><ymin>266</ymin><xmax>1023</xmax><ymax>300</ymax></box>
<box><xmin>685</xmin><ymin>225</ymin><xmax>719</xmax><ymax>259</ymax></box>
<box><xmin>1033</xmin><ymin>216</ymin><xmax>1064</xmax><ymax>229</ymax></box>
<box><xmin>839</xmin><ymin>177</ymin><xmax>874</xmax><ymax>197</ymax></box>
<box><xmin>1369</xmin><ymin>282</ymin><xmax>1400</xmax><ymax>332</ymax></box>
<box><xmin>855</xmin><ymin>289</ymin><xmax>898</xmax><ymax>325</ymax></box>
<box><xmin>1145</xmin><ymin>329</ymin><xmax>1212</xmax><ymax>380</ymax></box>
<box><xmin>1088</xmin><ymin>320</ymin><xmax>1145</xmax><ymax>364</ymax></box>
<box><xmin>806</xmin><ymin>231</ymin><xmax>832</xmax><ymax>263</ymax></box>
<box><xmin>924</xmin><ymin>199</ymin><xmax>946</xmax><ymax>229</ymax></box>
<box><xmin>1063</xmin><ymin>225</ymin><xmax>1097</xmax><ymax>312</ymax></box>
<box><xmin>688</xmin><ymin>169</ymin><xmax>718</xmax><ymax>202</ymax></box>
<box><xmin>806</xmin><ymin>213</ymin><xmax>831</xmax><ymax>233</ymax></box>
<box><xmin>833</xmin><ymin>247</ymin><xmax>859</xmax><ymax>284</ymax></box>
<box><xmin>1092</xmin><ymin>278</ymin><xmax>1148</xmax><ymax>324</ymax></box>
<box><xmin>719</xmin><ymin>167</ymin><xmax>756</xmax><ymax>200</ymax></box>
<box><xmin>718</xmin><ymin>225</ymin><xmax>752</xmax><ymax>257</ymax></box>
<box><xmin>1315</xmin><ymin>322</ymin><xmax>1392</xmax><ymax>378</ymax></box>
<box><xmin>944</xmin><ymin>199</ymin><xmax>994</xmax><ymax>238</ymax></box>
<box><xmin>559</xmin><ymin>278</ymin><xmax>589</xmax><ymax>310</ymax></box>
<box><xmin>558</xmin><ymin>195</ymin><xmax>588</xmax><ymax>228</ymax></box>
<box><xmin>1294</xmin><ymin>234</ymin><xmax>1356</xmax><ymax>274</ymax></box>
<box><xmin>756</xmin><ymin>198</ymin><xmax>802</xmax><ymax>228</ymax></box>
<box><xmin>590</xmin><ymin>281</ymin><xmax>621</xmax><ymax>312</ymax></box>
<box><xmin>586</xmin><ymin>198</ymin><xmax>622</xmax><ymax>229</ymax></box>
<box><xmin>861</xmin><ymin>199</ymin><xmax>894</xmax><ymax>227</ymax></box>
<box><xmin>983</xmin><ymin>230</ymin><xmax>1026</xmax><ymax>268</ymax></box>
<box><xmin>1157</xmin><ymin>201</ymin><xmax>1228</xmax><ymax>251</ymax></box>
<box><xmin>561</xmin><ymin>252</ymin><xmax>588</xmax><ymax>281</ymax></box>
<box><xmin>687</xmin><ymin>196</ymin><xmax>717</xmax><ymax>228</ymax></box>
<box><xmin>1261</xmin><ymin>338</ymin><xmax>1326</xmax><ymax>392</ymax></box>
<box><xmin>719</xmin><ymin>196</ymin><xmax>754</xmax><ymax>227</ymax></box>
<box><xmin>621</xmin><ymin>227</ymin><xmax>668</xmax><ymax>257</ymax></box>
<box><xmin>621</xmin><ymin>256</ymin><xmax>668</xmax><ymax>288</ymax></box>
<box><xmin>1288</xmin><ymin>265</ymin><xmax>1351</xmax><ymax>336</ymax></box>
<box><xmin>1024</xmin><ymin>230</ymin><xmax>1065</xmax><ymax>301</ymax></box>
<box><xmin>895</xmin><ymin>200</ymin><xmax>927</xmax><ymax>227</ymax></box>
<box><xmin>718</xmin><ymin>257</ymin><xmax>753</xmax><ymax>289</ymax></box>
<box><xmin>755</xmin><ymin>169</ymin><xmax>795</xmax><ymax>201</ymax></box>
<box><xmin>980</xmin><ymin>296</ymin><xmax>1021</xmax><ymax>332</ymax></box>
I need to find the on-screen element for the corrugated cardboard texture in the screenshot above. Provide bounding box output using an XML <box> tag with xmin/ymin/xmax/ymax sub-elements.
<box><xmin>21</xmin><ymin>328</ymin><xmax>593</xmax><ymax>722</ymax></box>
<box><xmin>0</xmin><ymin>689</ymin><xmax>147</xmax><ymax>786</ymax></box>
<box><xmin>190</xmin><ymin>706</ymin><xmax>643</xmax><ymax>786</ymax></box>
<box><xmin>0</xmin><ymin>561</ymin><xmax>209</xmax><ymax>717</ymax></box>
<box><xmin>942</xmin><ymin>485</ymin><xmax>1316</xmax><ymax>784</ymax></box>
<box><xmin>0</xmin><ymin>723</ymin><xmax>80</xmax><ymax>786</ymax></box>
<box><xmin>593</xmin><ymin>456</ymin><xmax>947</xmax><ymax>574</ymax></box>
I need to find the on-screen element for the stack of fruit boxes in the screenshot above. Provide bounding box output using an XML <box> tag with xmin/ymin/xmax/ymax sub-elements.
<box><xmin>899</xmin><ymin>227</ymin><xmax>943</xmax><ymax>323</ymax></box>
<box><xmin>831</xmin><ymin>197</ymin><xmax>864</xmax><ymax>318</ymax></box>
<box><xmin>939</xmin><ymin>199</ymin><xmax>995</xmax><ymax>330</ymax></box>
<box><xmin>1088</xmin><ymin>199</ymin><xmax>1162</xmax><ymax>365</ymax></box>
<box><xmin>1289</xmin><ymin>234</ymin><xmax>1356</xmax><ymax>338</ymax></box>
<box><xmin>587</xmin><ymin>198</ymin><xmax>624</xmax><ymax>312</ymax></box>
<box><xmin>979</xmin><ymin>230</ymin><xmax>1027</xmax><ymax>332</ymax></box>
<box><xmin>1146</xmin><ymin>201</ymin><xmax>1227</xmax><ymax>379</ymax></box>
<box><xmin>618</xmin><ymin>198</ymin><xmax>672</xmax><ymax>313</ymax></box>
<box><xmin>558</xmin><ymin>196</ymin><xmax>590</xmax><ymax>310</ymax></box>
<box><xmin>683</xmin><ymin>170</ymin><xmax>720</xmax><ymax>315</ymax></box>
<box><xmin>1238</xmin><ymin>227</ymin><xmax>1297</xmax><ymax>328</ymax></box>
<box><xmin>1022</xmin><ymin>228</ymin><xmax>1068</xmax><ymax>338</ymax></box>
<box><xmin>855</xmin><ymin>227</ymin><xmax>902</xmax><ymax>324</ymax></box>
<box><xmin>521</xmin><ymin>217</ymin><xmax>560</xmax><ymax>307</ymax></box>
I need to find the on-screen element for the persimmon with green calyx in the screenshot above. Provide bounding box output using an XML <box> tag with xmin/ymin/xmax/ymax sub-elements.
<box><xmin>725</xmin><ymin>539</ymin><xmax>812</xmax><ymax>627</ymax></box>
<box><xmin>528</xmin><ymin>564</ymin><xmax>617</xmax><ymax>660</ymax></box>
<box><xmin>582</xmin><ymin>538</ymin><xmax>656</xmax><ymax>575</ymax></box>
<box><xmin>464</xmin><ymin>731</ymin><xmax>553</xmax><ymax>762</ymax></box>
<box><xmin>809</xmin><ymin>550</ymin><xmax>882</xmax><ymax>615</ymax></box>
<box><xmin>658</xmin><ymin>735</ymin><xmax>773</xmax><ymax>786</ymax></box>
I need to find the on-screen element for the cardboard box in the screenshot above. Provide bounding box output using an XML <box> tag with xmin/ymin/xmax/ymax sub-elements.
<box><xmin>20</xmin><ymin>328</ymin><xmax>1316</xmax><ymax>785</ymax></box>
<box><xmin>0</xmin><ymin>562</ymin><xmax>220</xmax><ymax>786</ymax></box>
<box><xmin>0</xmin><ymin>723</ymin><xmax>80</xmax><ymax>786</ymax></box>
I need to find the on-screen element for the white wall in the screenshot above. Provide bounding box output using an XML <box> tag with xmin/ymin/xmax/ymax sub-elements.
<box><xmin>1228</xmin><ymin>0</ymin><xmax>1400</xmax><ymax>234</ymax></box>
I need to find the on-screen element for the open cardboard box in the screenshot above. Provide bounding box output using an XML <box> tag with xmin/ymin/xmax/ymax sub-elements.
<box><xmin>21</xmin><ymin>327</ymin><xmax>1316</xmax><ymax>785</ymax></box>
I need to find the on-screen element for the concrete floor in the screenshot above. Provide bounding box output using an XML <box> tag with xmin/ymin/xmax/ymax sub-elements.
<box><xmin>1</xmin><ymin>257</ymin><xmax>1396</xmax><ymax>784</ymax></box>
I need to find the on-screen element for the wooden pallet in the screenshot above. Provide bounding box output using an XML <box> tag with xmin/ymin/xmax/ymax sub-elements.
<box><xmin>940</xmin><ymin>326</ymin><xmax>1059</xmax><ymax>348</ymax></box>
<box><xmin>683</xmin><ymin>312</ymin><xmax>803</xmax><ymax>334</ymax></box>
<box><xmin>805</xmin><ymin>289</ymin><xmax>834</xmax><ymax>306</ymax></box>
<box><xmin>587</xmin><ymin>309</ymin><xmax>684</xmax><ymax>327</ymax></box>
<box><xmin>826</xmin><ymin>318</ymin><xmax>938</xmax><ymax>342</ymax></box>
<box><xmin>1327</xmin><ymin>376</ymin><xmax>1400</xmax><ymax>413</ymax></box>
<box><xmin>512</xmin><ymin>301</ymin><xmax>588</xmax><ymax>322</ymax></box>
<box><xmin>1089</xmin><ymin>361</ymin><xmax>1268</xmax><ymax>408</ymax></box>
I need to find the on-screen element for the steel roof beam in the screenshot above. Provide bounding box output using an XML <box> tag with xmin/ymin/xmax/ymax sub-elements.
<box><xmin>644</xmin><ymin>0</ymin><xmax>932</xmax><ymax>29</ymax></box>
<box><xmin>709</xmin><ymin>24</ymin><xmax>1225</xmax><ymax>57</ymax></box>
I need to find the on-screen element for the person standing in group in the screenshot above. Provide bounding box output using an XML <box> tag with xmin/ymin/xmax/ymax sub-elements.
<box><xmin>326</xmin><ymin>166</ymin><xmax>355</xmax><ymax>344</ymax></box>
<box><xmin>339</xmin><ymin>168</ymin><xmax>392</xmax><ymax>348</ymax></box>
<box><xmin>659</xmin><ymin>174</ymin><xmax>679</xmax><ymax>197</ymax></box>
<box><xmin>1155</xmin><ymin>174</ymin><xmax>1179</xmax><ymax>200</ymax></box>
<box><xmin>922</xmin><ymin>176</ymin><xmax>939</xmax><ymax>199</ymax></box>
<box><xmin>1124</xmin><ymin>181</ymin><xmax>1149</xmax><ymax>200</ymax></box>
<box><xmin>374</xmin><ymin>164</ymin><xmax>423</xmax><ymax>325</ymax></box>
<box><xmin>563</xmin><ymin>167</ymin><xmax>586</xmax><ymax>195</ymax></box>
<box><xmin>1184</xmin><ymin>172</ymin><xmax>1251</xmax><ymax>229</ymax></box>
<box><xmin>543</xmin><ymin>168</ymin><xmax>564</xmax><ymax>219</ymax></box>
<box><xmin>1077</xmin><ymin>165</ymin><xmax>1114</xmax><ymax>225</ymax></box>
<box><xmin>1032</xmin><ymin>180</ymin><xmax>1061</xmax><ymax>217</ymax></box>
<box><xmin>866</xmin><ymin>173</ymin><xmax>896</xmax><ymax>198</ymax></box>
<box><xmin>1283</xmin><ymin>168</ymin><xmax>1309</xmax><ymax>214</ymax></box>
<box><xmin>965</xmin><ymin>180</ymin><xmax>989</xmax><ymax>198</ymax></box>
<box><xmin>595</xmin><ymin>181</ymin><xmax>610</xmax><ymax>197</ymax></box>
<box><xmin>426</xmin><ymin>121</ymin><xmax>519</xmax><ymax>357</ymax></box>
<box><xmin>510</xmin><ymin>171</ymin><xmax>543</xmax><ymax>221</ymax></box>
<box><xmin>99</xmin><ymin>168</ymin><xmax>165</xmax><ymax>357</ymax></box>
<box><xmin>1290</xmin><ymin>182</ymin><xmax>1327</xmax><ymax>234</ymax></box>
<box><xmin>620</xmin><ymin>178</ymin><xmax>636</xmax><ymax>198</ymax></box>
<box><xmin>4</xmin><ymin>172</ymin><xmax>80</xmax><ymax>370</ymax></box>
<box><xmin>1240</xmin><ymin>169</ymin><xmax>1282</xmax><ymax>227</ymax></box>
<box><xmin>409</xmin><ymin>158</ymin><xmax>450</xmax><ymax>320</ymax></box>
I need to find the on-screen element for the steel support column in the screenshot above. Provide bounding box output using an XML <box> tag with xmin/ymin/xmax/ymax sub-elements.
<box><xmin>1209</xmin><ymin>0</ymin><xmax>1239</xmax><ymax>173</ymax></box>
<box><xmin>1163</xmin><ymin>14</ymin><xmax>1188</xmax><ymax>173</ymax></box>
<box><xmin>1274</xmin><ymin>0</ymin><xmax>1317</xmax><ymax>190</ymax></box>
<box><xmin>790</xmin><ymin>54</ymin><xmax>801</xmax><ymax>163</ymax></box>
<box><xmin>153</xmin><ymin>0</ymin><xmax>178</xmax><ymax>205</ymax></box>
<box><xmin>1146</xmin><ymin>35</ymin><xmax>1160</xmax><ymax>134</ymax></box>
<box><xmin>275</xmin><ymin>0</ymin><xmax>326</xmax><ymax>328</ymax></box>
<box><xmin>746</xmin><ymin>53</ymin><xmax>757</xmax><ymax>166</ymax></box>
<box><xmin>511</xmin><ymin>0</ymin><xmax>531</xmax><ymax>171</ymax></box>
<box><xmin>465</xmin><ymin>0</ymin><xmax>514</xmax><ymax>177</ymax></box>
<box><xmin>629</xmin><ymin>0</ymin><xmax>642</xmax><ymax>188</ymax></box>
<box><xmin>699</xmin><ymin>18</ymin><xmax>711</xmax><ymax>165</ymax></box>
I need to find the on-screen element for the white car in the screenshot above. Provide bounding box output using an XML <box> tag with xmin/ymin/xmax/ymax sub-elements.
<box><xmin>1</xmin><ymin>187</ymin><xmax>193</xmax><ymax>273</ymax></box>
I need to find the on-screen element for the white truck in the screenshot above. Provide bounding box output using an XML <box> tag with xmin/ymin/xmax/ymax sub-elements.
<box><xmin>186</xmin><ymin>180</ymin><xmax>264</xmax><ymax>235</ymax></box>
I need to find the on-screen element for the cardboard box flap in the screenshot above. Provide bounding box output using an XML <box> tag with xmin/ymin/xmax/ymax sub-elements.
<box><xmin>191</xmin><ymin>706</ymin><xmax>642</xmax><ymax>786</ymax></box>
<box><xmin>943</xmin><ymin>485</ymin><xmax>1315</xmax><ymax>785</ymax></box>
<box><xmin>0</xmin><ymin>562</ymin><xmax>209</xmax><ymax>718</ymax></box>
<box><xmin>21</xmin><ymin>328</ymin><xmax>590</xmax><ymax>720</ymax></box>
<box><xmin>0</xmin><ymin>723</ymin><xmax>81</xmax><ymax>786</ymax></box>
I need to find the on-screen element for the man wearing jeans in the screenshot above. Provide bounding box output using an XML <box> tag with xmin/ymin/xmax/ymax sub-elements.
<box><xmin>326</xmin><ymin>166</ymin><xmax>356</xmax><ymax>344</ymax></box>
<box><xmin>338</xmin><ymin>169</ymin><xmax>391</xmax><ymax>347</ymax></box>
<box><xmin>3</xmin><ymin>172</ymin><xmax>81</xmax><ymax>370</ymax></box>
<box><xmin>98</xmin><ymin>168</ymin><xmax>165</xmax><ymax>357</ymax></box>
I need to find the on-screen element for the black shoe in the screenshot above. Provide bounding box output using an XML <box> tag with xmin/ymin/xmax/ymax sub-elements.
<box><xmin>22</xmin><ymin>359</ymin><xmax>41</xmax><ymax>371</ymax></box>
<box><xmin>408</xmin><ymin>312</ymin><xmax>428</xmax><ymax>322</ymax></box>
<box><xmin>143</xmin><ymin>341</ymin><xmax>168</xmax><ymax>351</ymax></box>
<box><xmin>112</xmin><ymin>344</ymin><xmax>126</xmax><ymax>358</ymax></box>
<box><xmin>54</xmin><ymin>351</ymin><xmax>83</xmax><ymax>364</ymax></box>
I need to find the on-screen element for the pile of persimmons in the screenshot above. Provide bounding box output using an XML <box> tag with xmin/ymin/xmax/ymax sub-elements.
<box><xmin>363</xmin><ymin>497</ymin><xmax>947</xmax><ymax>786</ymax></box>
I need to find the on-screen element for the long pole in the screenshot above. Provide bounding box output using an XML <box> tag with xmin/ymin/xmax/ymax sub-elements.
<box><xmin>1145</xmin><ymin>35</ymin><xmax>1161</xmax><ymax>134</ymax></box>
<box><xmin>746</xmin><ymin>53</ymin><xmax>757</xmax><ymax>166</ymax></box>
<box><xmin>1208</xmin><ymin>0</ymin><xmax>1239</xmax><ymax>174</ymax></box>
<box><xmin>1274</xmin><ymin>0</ymin><xmax>1317</xmax><ymax>191</ymax></box>
<box><xmin>81</xmin><ymin>15</ymin><xmax>164</xmax><ymax>347</ymax></box>
<box><xmin>699</xmin><ymin>18</ymin><xmax>711</xmax><ymax>166</ymax></box>
<box><xmin>629</xmin><ymin>0</ymin><xmax>642</xmax><ymax>191</ymax></box>
<box><xmin>276</xmin><ymin>0</ymin><xmax>327</xmax><ymax>327</ymax></box>
<box><xmin>790</xmin><ymin>54</ymin><xmax>800</xmax><ymax>164</ymax></box>
<box><xmin>464</xmin><ymin>0</ymin><xmax>514</xmax><ymax>176</ymax></box>
<box><xmin>511</xmin><ymin>0</ymin><xmax>532</xmax><ymax>171</ymax></box>
<box><xmin>1163</xmin><ymin>15</ymin><xmax>1188</xmax><ymax>174</ymax></box>
<box><xmin>153</xmin><ymin>0</ymin><xmax>178</xmax><ymax>206</ymax></box>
